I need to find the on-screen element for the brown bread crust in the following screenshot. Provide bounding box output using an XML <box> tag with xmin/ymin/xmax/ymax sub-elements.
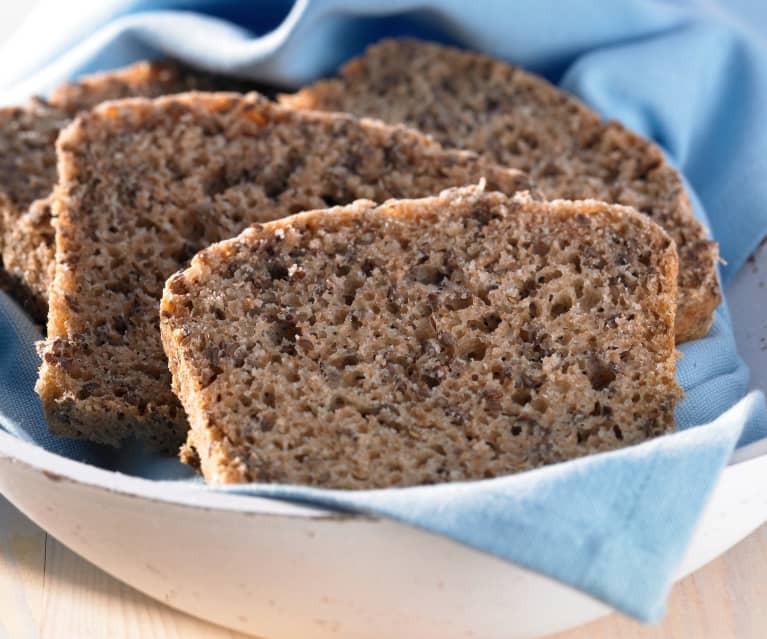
<box><xmin>282</xmin><ymin>38</ymin><xmax>720</xmax><ymax>342</ymax></box>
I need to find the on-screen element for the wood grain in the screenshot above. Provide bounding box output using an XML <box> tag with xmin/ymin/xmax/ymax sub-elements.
<box><xmin>1</xmin><ymin>496</ymin><xmax>765</xmax><ymax>639</ymax></box>
<box><xmin>0</xmin><ymin>497</ymin><xmax>45</xmax><ymax>639</ymax></box>
<box><xmin>40</xmin><ymin>536</ymin><xmax>247</xmax><ymax>639</ymax></box>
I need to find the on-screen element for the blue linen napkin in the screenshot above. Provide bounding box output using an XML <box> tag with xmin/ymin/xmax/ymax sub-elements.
<box><xmin>1</xmin><ymin>0</ymin><xmax>766</xmax><ymax>622</ymax></box>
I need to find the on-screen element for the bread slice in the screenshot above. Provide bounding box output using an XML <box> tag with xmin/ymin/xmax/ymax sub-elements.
<box><xmin>282</xmin><ymin>38</ymin><xmax>719</xmax><ymax>343</ymax></box>
<box><xmin>160</xmin><ymin>185</ymin><xmax>681</xmax><ymax>488</ymax></box>
<box><xmin>0</xmin><ymin>60</ymin><xmax>258</xmax><ymax>322</ymax></box>
<box><xmin>35</xmin><ymin>93</ymin><xmax>530</xmax><ymax>449</ymax></box>
<box><xmin>0</xmin><ymin>100</ymin><xmax>69</xmax><ymax>320</ymax></box>
<box><xmin>47</xmin><ymin>59</ymin><xmax>263</xmax><ymax>114</ymax></box>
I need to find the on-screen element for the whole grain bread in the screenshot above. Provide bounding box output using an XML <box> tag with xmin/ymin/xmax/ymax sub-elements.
<box><xmin>282</xmin><ymin>38</ymin><xmax>720</xmax><ymax>343</ymax></box>
<box><xmin>160</xmin><ymin>185</ymin><xmax>681</xmax><ymax>488</ymax></box>
<box><xmin>0</xmin><ymin>60</ymin><xmax>259</xmax><ymax>321</ymax></box>
<box><xmin>35</xmin><ymin>92</ymin><xmax>530</xmax><ymax>449</ymax></box>
<box><xmin>47</xmin><ymin>59</ymin><xmax>263</xmax><ymax>114</ymax></box>
<box><xmin>0</xmin><ymin>101</ymin><xmax>68</xmax><ymax>320</ymax></box>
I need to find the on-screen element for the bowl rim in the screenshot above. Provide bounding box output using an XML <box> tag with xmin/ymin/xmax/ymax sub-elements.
<box><xmin>0</xmin><ymin>429</ymin><xmax>338</xmax><ymax>519</ymax></box>
<box><xmin>2</xmin><ymin>424</ymin><xmax>765</xmax><ymax>523</ymax></box>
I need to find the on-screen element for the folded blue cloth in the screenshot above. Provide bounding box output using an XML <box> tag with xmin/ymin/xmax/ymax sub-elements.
<box><xmin>1</xmin><ymin>0</ymin><xmax>766</xmax><ymax>623</ymax></box>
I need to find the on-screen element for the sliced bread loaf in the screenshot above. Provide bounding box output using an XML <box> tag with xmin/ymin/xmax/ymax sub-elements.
<box><xmin>160</xmin><ymin>185</ymin><xmax>681</xmax><ymax>488</ymax></box>
<box><xmin>282</xmin><ymin>38</ymin><xmax>719</xmax><ymax>343</ymax></box>
<box><xmin>35</xmin><ymin>93</ymin><xmax>530</xmax><ymax>449</ymax></box>
<box><xmin>0</xmin><ymin>60</ymin><xmax>257</xmax><ymax>321</ymax></box>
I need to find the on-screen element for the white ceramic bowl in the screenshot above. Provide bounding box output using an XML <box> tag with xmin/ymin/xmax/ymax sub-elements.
<box><xmin>0</xmin><ymin>239</ymin><xmax>765</xmax><ymax>639</ymax></box>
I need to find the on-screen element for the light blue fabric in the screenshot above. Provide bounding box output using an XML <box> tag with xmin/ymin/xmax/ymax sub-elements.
<box><xmin>1</xmin><ymin>0</ymin><xmax>766</xmax><ymax>623</ymax></box>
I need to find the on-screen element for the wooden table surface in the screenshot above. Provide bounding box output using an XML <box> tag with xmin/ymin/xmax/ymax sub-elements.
<box><xmin>0</xmin><ymin>495</ymin><xmax>764</xmax><ymax>639</ymax></box>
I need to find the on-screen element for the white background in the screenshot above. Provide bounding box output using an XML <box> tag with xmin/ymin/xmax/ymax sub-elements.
<box><xmin>0</xmin><ymin>4</ymin><xmax>37</xmax><ymax>44</ymax></box>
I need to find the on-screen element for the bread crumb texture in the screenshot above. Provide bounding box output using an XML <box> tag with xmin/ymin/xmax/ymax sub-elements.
<box><xmin>0</xmin><ymin>101</ymin><xmax>68</xmax><ymax>321</ymax></box>
<box><xmin>35</xmin><ymin>92</ymin><xmax>529</xmax><ymax>449</ymax></box>
<box><xmin>282</xmin><ymin>38</ymin><xmax>720</xmax><ymax>342</ymax></box>
<box><xmin>161</xmin><ymin>186</ymin><xmax>681</xmax><ymax>489</ymax></box>
<box><xmin>0</xmin><ymin>60</ymin><xmax>262</xmax><ymax>322</ymax></box>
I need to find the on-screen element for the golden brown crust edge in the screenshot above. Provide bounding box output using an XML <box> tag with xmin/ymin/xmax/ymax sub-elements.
<box><xmin>670</xmin><ymin>194</ymin><xmax>720</xmax><ymax>341</ymax></box>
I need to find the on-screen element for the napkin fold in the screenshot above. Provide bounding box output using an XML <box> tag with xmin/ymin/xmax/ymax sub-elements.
<box><xmin>1</xmin><ymin>0</ymin><xmax>766</xmax><ymax>622</ymax></box>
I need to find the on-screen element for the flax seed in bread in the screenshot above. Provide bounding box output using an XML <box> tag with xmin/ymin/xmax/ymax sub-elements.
<box><xmin>160</xmin><ymin>185</ymin><xmax>681</xmax><ymax>488</ymax></box>
<box><xmin>0</xmin><ymin>60</ymin><xmax>259</xmax><ymax>321</ymax></box>
<box><xmin>282</xmin><ymin>38</ymin><xmax>719</xmax><ymax>343</ymax></box>
<box><xmin>35</xmin><ymin>93</ymin><xmax>530</xmax><ymax>449</ymax></box>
